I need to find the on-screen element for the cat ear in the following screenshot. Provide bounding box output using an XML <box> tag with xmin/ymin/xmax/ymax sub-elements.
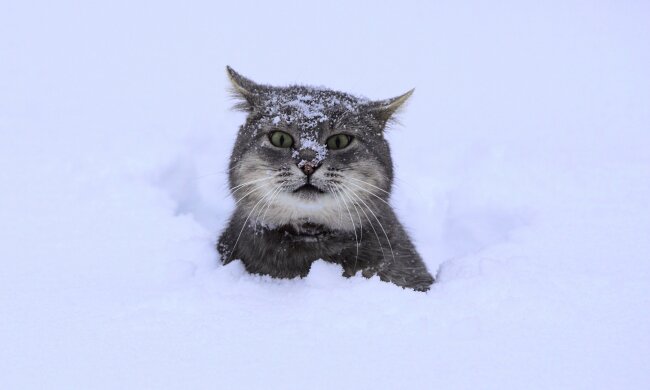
<box><xmin>226</xmin><ymin>66</ymin><xmax>262</xmax><ymax>112</ymax></box>
<box><xmin>365</xmin><ymin>89</ymin><xmax>414</xmax><ymax>126</ymax></box>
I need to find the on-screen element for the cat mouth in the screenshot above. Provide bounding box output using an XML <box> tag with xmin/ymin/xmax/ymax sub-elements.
<box><xmin>293</xmin><ymin>183</ymin><xmax>325</xmax><ymax>196</ymax></box>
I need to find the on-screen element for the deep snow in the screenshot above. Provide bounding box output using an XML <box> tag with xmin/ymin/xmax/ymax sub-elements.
<box><xmin>1</xmin><ymin>1</ymin><xmax>649</xmax><ymax>389</ymax></box>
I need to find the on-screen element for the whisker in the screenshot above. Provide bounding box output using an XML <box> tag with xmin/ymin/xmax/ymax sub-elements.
<box><xmin>258</xmin><ymin>184</ymin><xmax>285</xmax><ymax>224</ymax></box>
<box><xmin>230</xmin><ymin>176</ymin><xmax>274</xmax><ymax>195</ymax></box>
<box><xmin>228</xmin><ymin>184</ymin><xmax>282</xmax><ymax>262</ymax></box>
<box><xmin>339</xmin><ymin>185</ymin><xmax>364</xmax><ymax>273</ymax></box>
<box><xmin>347</xmin><ymin>176</ymin><xmax>391</xmax><ymax>195</ymax></box>
<box><xmin>341</xmin><ymin>183</ymin><xmax>395</xmax><ymax>264</ymax></box>
<box><xmin>335</xmin><ymin>184</ymin><xmax>359</xmax><ymax>264</ymax></box>
<box><xmin>327</xmin><ymin>183</ymin><xmax>345</xmax><ymax>230</ymax></box>
<box><xmin>233</xmin><ymin>181</ymin><xmax>275</xmax><ymax>205</ymax></box>
<box><xmin>339</xmin><ymin>184</ymin><xmax>385</xmax><ymax>264</ymax></box>
<box><xmin>342</xmin><ymin>179</ymin><xmax>392</xmax><ymax>207</ymax></box>
<box><xmin>254</xmin><ymin>186</ymin><xmax>278</xmax><ymax>223</ymax></box>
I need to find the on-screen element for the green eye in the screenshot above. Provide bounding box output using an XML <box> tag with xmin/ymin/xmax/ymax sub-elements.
<box><xmin>269</xmin><ymin>131</ymin><xmax>294</xmax><ymax>148</ymax></box>
<box><xmin>326</xmin><ymin>134</ymin><xmax>353</xmax><ymax>150</ymax></box>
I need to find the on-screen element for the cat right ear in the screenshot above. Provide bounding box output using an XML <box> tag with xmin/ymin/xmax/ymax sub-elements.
<box><xmin>364</xmin><ymin>89</ymin><xmax>414</xmax><ymax>127</ymax></box>
<box><xmin>226</xmin><ymin>66</ymin><xmax>262</xmax><ymax>112</ymax></box>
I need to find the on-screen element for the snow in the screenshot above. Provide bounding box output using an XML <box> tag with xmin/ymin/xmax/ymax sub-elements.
<box><xmin>296</xmin><ymin>135</ymin><xmax>328</xmax><ymax>167</ymax></box>
<box><xmin>1</xmin><ymin>1</ymin><xmax>650</xmax><ymax>389</ymax></box>
<box><xmin>263</xmin><ymin>89</ymin><xmax>361</xmax><ymax>129</ymax></box>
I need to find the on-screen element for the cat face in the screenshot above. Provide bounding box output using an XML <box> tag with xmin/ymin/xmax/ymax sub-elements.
<box><xmin>225</xmin><ymin>67</ymin><xmax>411</xmax><ymax>233</ymax></box>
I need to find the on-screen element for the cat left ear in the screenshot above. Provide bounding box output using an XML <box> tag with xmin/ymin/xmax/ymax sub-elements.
<box><xmin>226</xmin><ymin>66</ymin><xmax>262</xmax><ymax>112</ymax></box>
<box><xmin>365</xmin><ymin>89</ymin><xmax>414</xmax><ymax>126</ymax></box>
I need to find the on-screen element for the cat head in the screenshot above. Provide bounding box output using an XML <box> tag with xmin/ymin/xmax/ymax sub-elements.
<box><xmin>225</xmin><ymin>66</ymin><xmax>412</xmax><ymax>233</ymax></box>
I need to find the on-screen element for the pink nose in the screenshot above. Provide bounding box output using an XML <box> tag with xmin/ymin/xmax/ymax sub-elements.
<box><xmin>301</xmin><ymin>162</ymin><xmax>316</xmax><ymax>176</ymax></box>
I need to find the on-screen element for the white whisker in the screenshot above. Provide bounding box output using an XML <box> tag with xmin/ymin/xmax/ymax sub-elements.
<box><xmin>341</xmin><ymin>183</ymin><xmax>395</xmax><ymax>263</ymax></box>
<box><xmin>341</xmin><ymin>185</ymin><xmax>385</xmax><ymax>263</ymax></box>
<box><xmin>230</xmin><ymin>176</ymin><xmax>274</xmax><ymax>196</ymax></box>
<box><xmin>335</xmin><ymin>185</ymin><xmax>359</xmax><ymax>263</ymax></box>
<box><xmin>327</xmin><ymin>183</ymin><xmax>345</xmax><ymax>230</ymax></box>
<box><xmin>339</xmin><ymin>185</ymin><xmax>364</xmax><ymax>272</ymax></box>
<box><xmin>228</xmin><ymin>184</ymin><xmax>282</xmax><ymax>262</ymax></box>
<box><xmin>258</xmin><ymin>184</ymin><xmax>285</xmax><ymax>224</ymax></box>
<box><xmin>347</xmin><ymin>176</ymin><xmax>391</xmax><ymax>195</ymax></box>
<box><xmin>233</xmin><ymin>181</ymin><xmax>275</xmax><ymax>205</ymax></box>
<box><xmin>343</xmin><ymin>179</ymin><xmax>392</xmax><ymax>207</ymax></box>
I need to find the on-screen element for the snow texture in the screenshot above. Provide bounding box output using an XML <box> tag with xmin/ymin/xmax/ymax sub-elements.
<box><xmin>296</xmin><ymin>135</ymin><xmax>328</xmax><ymax>167</ymax></box>
<box><xmin>1</xmin><ymin>1</ymin><xmax>650</xmax><ymax>389</ymax></box>
<box><xmin>263</xmin><ymin>89</ymin><xmax>361</xmax><ymax>130</ymax></box>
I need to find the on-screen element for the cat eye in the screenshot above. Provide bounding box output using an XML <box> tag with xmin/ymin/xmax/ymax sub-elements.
<box><xmin>269</xmin><ymin>131</ymin><xmax>294</xmax><ymax>148</ymax></box>
<box><xmin>326</xmin><ymin>134</ymin><xmax>353</xmax><ymax>150</ymax></box>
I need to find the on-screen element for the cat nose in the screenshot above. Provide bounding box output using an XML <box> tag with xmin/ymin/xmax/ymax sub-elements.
<box><xmin>300</xmin><ymin>162</ymin><xmax>319</xmax><ymax>176</ymax></box>
<box><xmin>296</xmin><ymin>147</ymin><xmax>322</xmax><ymax>176</ymax></box>
<box><xmin>298</xmin><ymin>148</ymin><xmax>317</xmax><ymax>161</ymax></box>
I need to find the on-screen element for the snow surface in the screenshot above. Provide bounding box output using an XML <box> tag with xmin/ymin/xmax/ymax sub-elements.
<box><xmin>1</xmin><ymin>1</ymin><xmax>649</xmax><ymax>389</ymax></box>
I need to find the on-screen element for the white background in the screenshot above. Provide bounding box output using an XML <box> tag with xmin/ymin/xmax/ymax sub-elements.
<box><xmin>1</xmin><ymin>1</ymin><xmax>649</xmax><ymax>388</ymax></box>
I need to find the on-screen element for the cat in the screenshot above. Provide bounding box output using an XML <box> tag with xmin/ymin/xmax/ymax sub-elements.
<box><xmin>217</xmin><ymin>66</ymin><xmax>434</xmax><ymax>291</ymax></box>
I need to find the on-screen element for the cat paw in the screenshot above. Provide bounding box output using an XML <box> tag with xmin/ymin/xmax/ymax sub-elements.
<box><xmin>378</xmin><ymin>269</ymin><xmax>435</xmax><ymax>292</ymax></box>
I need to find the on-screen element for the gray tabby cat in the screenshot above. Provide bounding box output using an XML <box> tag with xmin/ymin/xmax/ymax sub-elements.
<box><xmin>217</xmin><ymin>66</ymin><xmax>434</xmax><ymax>291</ymax></box>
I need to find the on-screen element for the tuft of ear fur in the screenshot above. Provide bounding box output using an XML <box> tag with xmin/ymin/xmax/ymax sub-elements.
<box><xmin>226</xmin><ymin>66</ymin><xmax>262</xmax><ymax>112</ymax></box>
<box><xmin>365</xmin><ymin>89</ymin><xmax>414</xmax><ymax>127</ymax></box>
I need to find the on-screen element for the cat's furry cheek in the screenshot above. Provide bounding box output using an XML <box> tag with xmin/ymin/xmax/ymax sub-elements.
<box><xmin>229</xmin><ymin>155</ymin><xmax>274</xmax><ymax>189</ymax></box>
<box><xmin>257</xmin><ymin>192</ymin><xmax>356</xmax><ymax>231</ymax></box>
